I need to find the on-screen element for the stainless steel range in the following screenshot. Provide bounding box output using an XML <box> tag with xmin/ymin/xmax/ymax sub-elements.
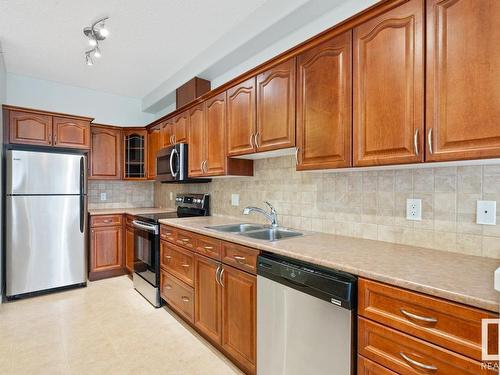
<box><xmin>132</xmin><ymin>194</ymin><xmax>209</xmax><ymax>307</ymax></box>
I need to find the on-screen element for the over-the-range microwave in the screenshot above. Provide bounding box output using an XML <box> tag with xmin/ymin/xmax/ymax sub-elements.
<box><xmin>156</xmin><ymin>143</ymin><xmax>210</xmax><ymax>184</ymax></box>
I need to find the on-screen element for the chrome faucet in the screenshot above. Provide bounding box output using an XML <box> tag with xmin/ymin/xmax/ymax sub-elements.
<box><xmin>243</xmin><ymin>201</ymin><xmax>279</xmax><ymax>227</ymax></box>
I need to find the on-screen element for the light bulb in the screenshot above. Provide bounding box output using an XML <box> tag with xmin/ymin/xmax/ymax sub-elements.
<box><xmin>85</xmin><ymin>54</ymin><xmax>93</xmax><ymax>66</ymax></box>
<box><xmin>88</xmin><ymin>38</ymin><xmax>97</xmax><ymax>47</ymax></box>
<box><xmin>98</xmin><ymin>27</ymin><xmax>109</xmax><ymax>38</ymax></box>
<box><xmin>94</xmin><ymin>46</ymin><xmax>101</xmax><ymax>58</ymax></box>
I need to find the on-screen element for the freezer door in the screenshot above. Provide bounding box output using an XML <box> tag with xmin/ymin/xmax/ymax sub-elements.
<box><xmin>6</xmin><ymin>195</ymin><xmax>87</xmax><ymax>296</ymax></box>
<box><xmin>6</xmin><ymin>150</ymin><xmax>85</xmax><ymax>195</ymax></box>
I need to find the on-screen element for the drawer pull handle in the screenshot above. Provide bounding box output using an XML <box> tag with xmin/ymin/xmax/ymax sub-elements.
<box><xmin>181</xmin><ymin>238</ymin><xmax>190</xmax><ymax>242</ymax></box>
<box><xmin>103</xmin><ymin>219</ymin><xmax>112</xmax><ymax>223</ymax></box>
<box><xmin>204</xmin><ymin>246</ymin><xmax>214</xmax><ymax>250</ymax></box>
<box><xmin>234</xmin><ymin>255</ymin><xmax>246</xmax><ymax>264</ymax></box>
<box><xmin>165</xmin><ymin>232</ymin><xmax>172</xmax><ymax>236</ymax></box>
<box><xmin>181</xmin><ymin>296</ymin><xmax>190</xmax><ymax>302</ymax></box>
<box><xmin>181</xmin><ymin>264</ymin><xmax>190</xmax><ymax>268</ymax></box>
<box><xmin>165</xmin><ymin>284</ymin><xmax>172</xmax><ymax>290</ymax></box>
<box><xmin>400</xmin><ymin>309</ymin><xmax>438</xmax><ymax>324</ymax></box>
<box><xmin>400</xmin><ymin>352</ymin><xmax>437</xmax><ymax>371</ymax></box>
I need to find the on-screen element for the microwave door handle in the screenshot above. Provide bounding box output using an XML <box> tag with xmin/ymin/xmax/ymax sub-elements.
<box><xmin>171</xmin><ymin>148</ymin><xmax>179</xmax><ymax>178</ymax></box>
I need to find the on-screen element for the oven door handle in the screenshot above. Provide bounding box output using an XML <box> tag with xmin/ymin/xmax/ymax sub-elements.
<box><xmin>132</xmin><ymin>220</ymin><xmax>159</xmax><ymax>234</ymax></box>
<box><xmin>170</xmin><ymin>148</ymin><xmax>179</xmax><ymax>178</ymax></box>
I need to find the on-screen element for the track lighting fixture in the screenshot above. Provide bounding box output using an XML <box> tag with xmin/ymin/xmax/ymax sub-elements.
<box><xmin>83</xmin><ymin>17</ymin><xmax>109</xmax><ymax>65</ymax></box>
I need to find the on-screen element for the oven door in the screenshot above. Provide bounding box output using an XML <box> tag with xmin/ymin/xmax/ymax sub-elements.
<box><xmin>132</xmin><ymin>220</ymin><xmax>159</xmax><ymax>287</ymax></box>
<box><xmin>156</xmin><ymin>145</ymin><xmax>180</xmax><ymax>182</ymax></box>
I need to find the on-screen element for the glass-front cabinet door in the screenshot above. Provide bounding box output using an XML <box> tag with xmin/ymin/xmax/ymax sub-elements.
<box><xmin>123</xmin><ymin>129</ymin><xmax>147</xmax><ymax>179</ymax></box>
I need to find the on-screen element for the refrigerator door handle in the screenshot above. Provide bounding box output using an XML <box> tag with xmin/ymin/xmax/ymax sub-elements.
<box><xmin>79</xmin><ymin>156</ymin><xmax>85</xmax><ymax>233</ymax></box>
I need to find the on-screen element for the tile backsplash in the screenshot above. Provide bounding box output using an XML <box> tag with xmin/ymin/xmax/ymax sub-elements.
<box><xmin>89</xmin><ymin>180</ymin><xmax>154</xmax><ymax>209</ymax></box>
<box><xmin>155</xmin><ymin>156</ymin><xmax>500</xmax><ymax>259</ymax></box>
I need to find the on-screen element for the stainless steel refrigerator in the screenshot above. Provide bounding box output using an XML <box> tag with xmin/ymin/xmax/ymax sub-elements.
<box><xmin>5</xmin><ymin>149</ymin><xmax>87</xmax><ymax>298</ymax></box>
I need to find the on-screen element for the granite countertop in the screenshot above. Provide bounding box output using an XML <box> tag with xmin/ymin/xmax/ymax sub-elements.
<box><xmin>159</xmin><ymin>215</ymin><xmax>500</xmax><ymax>313</ymax></box>
<box><xmin>89</xmin><ymin>207</ymin><xmax>177</xmax><ymax>215</ymax></box>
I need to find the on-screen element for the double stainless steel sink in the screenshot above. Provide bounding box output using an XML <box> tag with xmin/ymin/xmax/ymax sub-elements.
<box><xmin>206</xmin><ymin>223</ymin><xmax>303</xmax><ymax>242</ymax></box>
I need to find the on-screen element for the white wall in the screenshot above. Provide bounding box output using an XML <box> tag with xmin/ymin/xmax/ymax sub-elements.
<box><xmin>6</xmin><ymin>73</ymin><xmax>154</xmax><ymax>126</ymax></box>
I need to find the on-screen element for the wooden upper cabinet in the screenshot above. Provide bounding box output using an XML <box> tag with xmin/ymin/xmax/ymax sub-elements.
<box><xmin>160</xmin><ymin>121</ymin><xmax>173</xmax><ymax>147</ymax></box>
<box><xmin>256</xmin><ymin>58</ymin><xmax>296</xmax><ymax>152</ymax></box>
<box><xmin>188</xmin><ymin>104</ymin><xmax>206</xmax><ymax>177</ymax></box>
<box><xmin>194</xmin><ymin>255</ymin><xmax>222</xmax><ymax>344</ymax></box>
<box><xmin>173</xmin><ymin>111</ymin><xmax>188</xmax><ymax>144</ymax></box>
<box><xmin>353</xmin><ymin>0</ymin><xmax>424</xmax><ymax>167</ymax></box>
<box><xmin>221</xmin><ymin>265</ymin><xmax>256</xmax><ymax>374</ymax></box>
<box><xmin>426</xmin><ymin>0</ymin><xmax>500</xmax><ymax>162</ymax></box>
<box><xmin>227</xmin><ymin>77</ymin><xmax>256</xmax><ymax>156</ymax></box>
<box><xmin>9</xmin><ymin>110</ymin><xmax>53</xmax><ymax>146</ymax></box>
<box><xmin>296</xmin><ymin>31</ymin><xmax>352</xmax><ymax>170</ymax></box>
<box><xmin>205</xmin><ymin>93</ymin><xmax>227</xmax><ymax>176</ymax></box>
<box><xmin>89</xmin><ymin>125</ymin><xmax>122</xmax><ymax>180</ymax></box>
<box><xmin>147</xmin><ymin>127</ymin><xmax>160</xmax><ymax>179</ymax></box>
<box><xmin>53</xmin><ymin>117</ymin><xmax>90</xmax><ymax>149</ymax></box>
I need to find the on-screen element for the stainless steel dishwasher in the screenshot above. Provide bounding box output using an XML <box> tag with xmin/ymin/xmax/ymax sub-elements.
<box><xmin>257</xmin><ymin>253</ymin><xmax>357</xmax><ymax>375</ymax></box>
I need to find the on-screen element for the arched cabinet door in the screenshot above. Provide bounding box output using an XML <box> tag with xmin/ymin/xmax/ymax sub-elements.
<box><xmin>89</xmin><ymin>126</ymin><xmax>122</xmax><ymax>180</ymax></box>
<box><xmin>53</xmin><ymin>117</ymin><xmax>90</xmax><ymax>149</ymax></box>
<box><xmin>296</xmin><ymin>30</ymin><xmax>352</xmax><ymax>170</ymax></box>
<box><xmin>256</xmin><ymin>58</ymin><xmax>296</xmax><ymax>152</ymax></box>
<box><xmin>426</xmin><ymin>0</ymin><xmax>500</xmax><ymax>162</ymax></box>
<box><xmin>353</xmin><ymin>0</ymin><xmax>424</xmax><ymax>167</ymax></box>
<box><xmin>188</xmin><ymin>104</ymin><xmax>206</xmax><ymax>177</ymax></box>
<box><xmin>9</xmin><ymin>110</ymin><xmax>53</xmax><ymax>146</ymax></box>
<box><xmin>227</xmin><ymin>77</ymin><xmax>256</xmax><ymax>156</ymax></box>
<box><xmin>205</xmin><ymin>93</ymin><xmax>227</xmax><ymax>176</ymax></box>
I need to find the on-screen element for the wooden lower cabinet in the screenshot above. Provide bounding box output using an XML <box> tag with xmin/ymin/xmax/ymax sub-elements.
<box><xmin>221</xmin><ymin>264</ymin><xmax>257</xmax><ymax>375</ymax></box>
<box><xmin>89</xmin><ymin>222</ymin><xmax>124</xmax><ymax>281</ymax></box>
<box><xmin>194</xmin><ymin>255</ymin><xmax>222</xmax><ymax>344</ymax></box>
<box><xmin>160</xmin><ymin>269</ymin><xmax>194</xmax><ymax>323</ymax></box>
<box><xmin>125</xmin><ymin>224</ymin><xmax>135</xmax><ymax>273</ymax></box>
<box><xmin>358</xmin><ymin>355</ymin><xmax>398</xmax><ymax>375</ymax></box>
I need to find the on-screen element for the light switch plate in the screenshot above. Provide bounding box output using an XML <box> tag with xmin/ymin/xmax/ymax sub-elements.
<box><xmin>169</xmin><ymin>192</ymin><xmax>173</xmax><ymax>200</ymax></box>
<box><xmin>406</xmin><ymin>198</ymin><xmax>422</xmax><ymax>221</ymax></box>
<box><xmin>100</xmin><ymin>192</ymin><xmax>107</xmax><ymax>201</ymax></box>
<box><xmin>231</xmin><ymin>194</ymin><xmax>239</xmax><ymax>207</ymax></box>
<box><xmin>495</xmin><ymin>268</ymin><xmax>500</xmax><ymax>292</ymax></box>
<box><xmin>477</xmin><ymin>200</ymin><xmax>496</xmax><ymax>225</ymax></box>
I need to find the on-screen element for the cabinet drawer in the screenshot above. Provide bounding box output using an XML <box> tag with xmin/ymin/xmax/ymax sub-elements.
<box><xmin>358</xmin><ymin>318</ymin><xmax>495</xmax><ymax>375</ymax></box>
<box><xmin>160</xmin><ymin>225</ymin><xmax>177</xmax><ymax>243</ymax></box>
<box><xmin>195</xmin><ymin>235</ymin><xmax>221</xmax><ymax>260</ymax></box>
<box><xmin>160</xmin><ymin>270</ymin><xmax>194</xmax><ymax>323</ymax></box>
<box><xmin>175</xmin><ymin>229</ymin><xmax>196</xmax><ymax>251</ymax></box>
<box><xmin>160</xmin><ymin>241</ymin><xmax>194</xmax><ymax>286</ymax></box>
<box><xmin>358</xmin><ymin>278</ymin><xmax>498</xmax><ymax>361</ymax></box>
<box><xmin>221</xmin><ymin>241</ymin><xmax>259</xmax><ymax>274</ymax></box>
<box><xmin>358</xmin><ymin>355</ymin><xmax>398</xmax><ymax>375</ymax></box>
<box><xmin>90</xmin><ymin>214</ymin><xmax>123</xmax><ymax>227</ymax></box>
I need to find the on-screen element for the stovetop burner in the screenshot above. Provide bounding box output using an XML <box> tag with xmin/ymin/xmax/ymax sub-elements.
<box><xmin>134</xmin><ymin>194</ymin><xmax>209</xmax><ymax>224</ymax></box>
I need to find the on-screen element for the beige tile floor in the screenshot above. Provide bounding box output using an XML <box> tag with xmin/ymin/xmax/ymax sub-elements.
<box><xmin>0</xmin><ymin>276</ymin><xmax>243</xmax><ymax>375</ymax></box>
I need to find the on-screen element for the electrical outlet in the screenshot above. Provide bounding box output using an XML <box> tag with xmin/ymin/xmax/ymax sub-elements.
<box><xmin>406</xmin><ymin>198</ymin><xmax>422</xmax><ymax>221</ymax></box>
<box><xmin>100</xmin><ymin>192</ymin><xmax>107</xmax><ymax>201</ymax></box>
<box><xmin>231</xmin><ymin>194</ymin><xmax>239</xmax><ymax>207</ymax></box>
<box><xmin>477</xmin><ymin>200</ymin><xmax>496</xmax><ymax>225</ymax></box>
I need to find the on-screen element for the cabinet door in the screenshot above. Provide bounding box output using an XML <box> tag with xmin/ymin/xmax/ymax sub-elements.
<box><xmin>353</xmin><ymin>0</ymin><xmax>424</xmax><ymax>166</ymax></box>
<box><xmin>173</xmin><ymin>111</ymin><xmax>188</xmax><ymax>144</ymax></box>
<box><xmin>90</xmin><ymin>226</ymin><xmax>123</xmax><ymax>279</ymax></box>
<box><xmin>9</xmin><ymin>110</ymin><xmax>53</xmax><ymax>146</ymax></box>
<box><xmin>194</xmin><ymin>255</ymin><xmax>222</xmax><ymax>344</ymax></box>
<box><xmin>89</xmin><ymin>126</ymin><xmax>122</xmax><ymax>180</ymax></box>
<box><xmin>227</xmin><ymin>77</ymin><xmax>256</xmax><ymax>156</ymax></box>
<box><xmin>125</xmin><ymin>225</ymin><xmax>134</xmax><ymax>273</ymax></box>
<box><xmin>53</xmin><ymin>117</ymin><xmax>90</xmax><ymax>149</ymax></box>
<box><xmin>123</xmin><ymin>130</ymin><xmax>147</xmax><ymax>180</ymax></box>
<box><xmin>426</xmin><ymin>0</ymin><xmax>500</xmax><ymax>161</ymax></box>
<box><xmin>188</xmin><ymin>104</ymin><xmax>206</xmax><ymax>177</ymax></box>
<box><xmin>147</xmin><ymin>127</ymin><xmax>160</xmax><ymax>179</ymax></box>
<box><xmin>160</xmin><ymin>121</ymin><xmax>174</xmax><ymax>147</ymax></box>
<box><xmin>296</xmin><ymin>31</ymin><xmax>352</xmax><ymax>170</ymax></box>
<box><xmin>256</xmin><ymin>58</ymin><xmax>296</xmax><ymax>152</ymax></box>
<box><xmin>221</xmin><ymin>265</ymin><xmax>256</xmax><ymax>374</ymax></box>
<box><xmin>205</xmin><ymin>93</ymin><xmax>227</xmax><ymax>176</ymax></box>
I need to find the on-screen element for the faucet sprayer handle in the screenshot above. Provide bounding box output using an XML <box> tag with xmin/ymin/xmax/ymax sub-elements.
<box><xmin>264</xmin><ymin>201</ymin><xmax>276</xmax><ymax>213</ymax></box>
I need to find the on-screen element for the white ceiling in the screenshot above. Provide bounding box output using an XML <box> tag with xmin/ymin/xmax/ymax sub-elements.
<box><xmin>0</xmin><ymin>0</ymin><xmax>269</xmax><ymax>98</ymax></box>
